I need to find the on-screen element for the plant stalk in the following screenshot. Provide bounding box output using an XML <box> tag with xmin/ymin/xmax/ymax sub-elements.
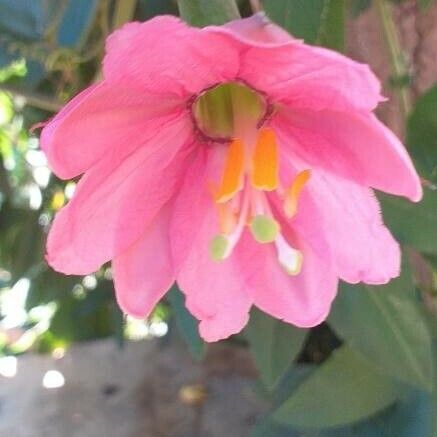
<box><xmin>375</xmin><ymin>0</ymin><xmax>411</xmax><ymax>120</ymax></box>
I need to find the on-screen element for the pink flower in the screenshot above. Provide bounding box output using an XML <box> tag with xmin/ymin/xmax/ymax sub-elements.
<box><xmin>41</xmin><ymin>14</ymin><xmax>422</xmax><ymax>342</ymax></box>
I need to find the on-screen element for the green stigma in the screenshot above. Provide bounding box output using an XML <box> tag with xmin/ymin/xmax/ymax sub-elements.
<box><xmin>209</xmin><ymin>235</ymin><xmax>229</xmax><ymax>261</ymax></box>
<box><xmin>250</xmin><ymin>215</ymin><xmax>280</xmax><ymax>243</ymax></box>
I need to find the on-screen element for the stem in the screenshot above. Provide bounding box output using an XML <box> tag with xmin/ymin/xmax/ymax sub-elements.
<box><xmin>112</xmin><ymin>0</ymin><xmax>138</xmax><ymax>30</ymax></box>
<box><xmin>375</xmin><ymin>0</ymin><xmax>411</xmax><ymax>119</ymax></box>
<box><xmin>0</xmin><ymin>85</ymin><xmax>63</xmax><ymax>112</ymax></box>
<box><xmin>0</xmin><ymin>155</ymin><xmax>12</xmax><ymax>199</ymax></box>
<box><xmin>249</xmin><ymin>0</ymin><xmax>262</xmax><ymax>13</ymax></box>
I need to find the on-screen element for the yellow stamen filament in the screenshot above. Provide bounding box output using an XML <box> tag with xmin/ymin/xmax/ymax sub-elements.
<box><xmin>251</xmin><ymin>128</ymin><xmax>279</xmax><ymax>191</ymax></box>
<box><xmin>217</xmin><ymin>202</ymin><xmax>237</xmax><ymax>234</ymax></box>
<box><xmin>209</xmin><ymin>182</ymin><xmax>251</xmax><ymax>262</ymax></box>
<box><xmin>284</xmin><ymin>170</ymin><xmax>311</xmax><ymax>218</ymax></box>
<box><xmin>215</xmin><ymin>139</ymin><xmax>245</xmax><ymax>203</ymax></box>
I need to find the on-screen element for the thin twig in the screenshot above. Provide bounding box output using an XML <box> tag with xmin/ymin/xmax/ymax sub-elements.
<box><xmin>0</xmin><ymin>155</ymin><xmax>12</xmax><ymax>198</ymax></box>
<box><xmin>112</xmin><ymin>0</ymin><xmax>138</xmax><ymax>30</ymax></box>
<box><xmin>411</xmin><ymin>0</ymin><xmax>425</xmax><ymax>98</ymax></box>
<box><xmin>375</xmin><ymin>0</ymin><xmax>412</xmax><ymax>120</ymax></box>
<box><xmin>0</xmin><ymin>85</ymin><xmax>63</xmax><ymax>112</ymax></box>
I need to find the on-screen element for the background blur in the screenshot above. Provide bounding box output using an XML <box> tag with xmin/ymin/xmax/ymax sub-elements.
<box><xmin>0</xmin><ymin>0</ymin><xmax>436</xmax><ymax>436</ymax></box>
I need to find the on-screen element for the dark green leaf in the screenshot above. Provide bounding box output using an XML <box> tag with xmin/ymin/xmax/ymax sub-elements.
<box><xmin>246</xmin><ymin>309</ymin><xmax>308</xmax><ymax>390</ymax></box>
<box><xmin>251</xmin><ymin>417</ymin><xmax>300</xmax><ymax>437</ymax></box>
<box><xmin>0</xmin><ymin>204</ymin><xmax>44</xmax><ymax>281</ymax></box>
<box><xmin>273</xmin><ymin>346</ymin><xmax>399</xmax><ymax>429</ymax></box>
<box><xmin>177</xmin><ymin>0</ymin><xmax>240</xmax><ymax>27</ymax></box>
<box><xmin>26</xmin><ymin>269</ymin><xmax>80</xmax><ymax>310</ymax></box>
<box><xmin>137</xmin><ymin>0</ymin><xmax>178</xmax><ymax>20</ymax></box>
<box><xmin>318</xmin><ymin>0</ymin><xmax>346</xmax><ymax>52</ymax></box>
<box><xmin>50</xmin><ymin>281</ymin><xmax>119</xmax><ymax>343</ymax></box>
<box><xmin>273</xmin><ymin>365</ymin><xmax>316</xmax><ymax>405</ymax></box>
<box><xmin>380</xmin><ymin>187</ymin><xmax>437</xmax><ymax>256</ymax></box>
<box><xmin>329</xmin><ymin>263</ymin><xmax>434</xmax><ymax>391</ymax></box>
<box><xmin>167</xmin><ymin>285</ymin><xmax>205</xmax><ymax>360</ymax></box>
<box><xmin>407</xmin><ymin>86</ymin><xmax>437</xmax><ymax>184</ymax></box>
<box><xmin>263</xmin><ymin>0</ymin><xmax>326</xmax><ymax>43</ymax></box>
<box><xmin>350</xmin><ymin>389</ymin><xmax>435</xmax><ymax>437</ymax></box>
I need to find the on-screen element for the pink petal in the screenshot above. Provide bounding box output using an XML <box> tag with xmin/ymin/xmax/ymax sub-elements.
<box><xmin>170</xmin><ymin>149</ymin><xmax>252</xmax><ymax>342</ymax></box>
<box><xmin>46</xmin><ymin>115</ymin><xmax>194</xmax><ymax>275</ymax></box>
<box><xmin>306</xmin><ymin>169</ymin><xmax>401</xmax><ymax>285</ymax></box>
<box><xmin>219</xmin><ymin>12</ymin><xmax>295</xmax><ymax>45</ymax></box>
<box><xmin>238</xmin><ymin>42</ymin><xmax>382</xmax><ymax>112</ymax></box>
<box><xmin>243</xmin><ymin>172</ymin><xmax>338</xmax><ymax>327</ymax></box>
<box><xmin>237</xmin><ymin>224</ymin><xmax>338</xmax><ymax>328</ymax></box>
<box><xmin>112</xmin><ymin>204</ymin><xmax>174</xmax><ymax>318</ymax></box>
<box><xmin>40</xmin><ymin>81</ymin><xmax>183</xmax><ymax>179</ymax></box>
<box><xmin>103</xmin><ymin>16</ymin><xmax>239</xmax><ymax>97</ymax></box>
<box><xmin>274</xmin><ymin>109</ymin><xmax>422</xmax><ymax>202</ymax></box>
<box><xmin>207</xmin><ymin>16</ymin><xmax>382</xmax><ymax>112</ymax></box>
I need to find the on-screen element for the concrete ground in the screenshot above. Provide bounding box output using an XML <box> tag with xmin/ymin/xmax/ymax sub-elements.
<box><xmin>0</xmin><ymin>338</ymin><xmax>264</xmax><ymax>437</ymax></box>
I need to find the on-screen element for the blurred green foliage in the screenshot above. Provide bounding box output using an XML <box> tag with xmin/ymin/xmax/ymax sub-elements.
<box><xmin>0</xmin><ymin>0</ymin><xmax>436</xmax><ymax>435</ymax></box>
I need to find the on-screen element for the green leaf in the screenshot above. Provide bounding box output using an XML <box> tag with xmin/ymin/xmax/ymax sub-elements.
<box><xmin>318</xmin><ymin>0</ymin><xmax>346</xmax><ymax>52</ymax></box>
<box><xmin>177</xmin><ymin>0</ymin><xmax>240</xmax><ymax>27</ymax></box>
<box><xmin>272</xmin><ymin>365</ymin><xmax>317</xmax><ymax>407</ymax></box>
<box><xmin>167</xmin><ymin>285</ymin><xmax>205</xmax><ymax>360</ymax></box>
<box><xmin>329</xmin><ymin>263</ymin><xmax>434</xmax><ymax>391</ymax></box>
<box><xmin>407</xmin><ymin>86</ymin><xmax>437</xmax><ymax>184</ymax></box>
<box><xmin>379</xmin><ymin>187</ymin><xmax>437</xmax><ymax>256</ymax></box>
<box><xmin>137</xmin><ymin>0</ymin><xmax>178</xmax><ymax>20</ymax></box>
<box><xmin>263</xmin><ymin>0</ymin><xmax>326</xmax><ymax>43</ymax></box>
<box><xmin>251</xmin><ymin>417</ymin><xmax>300</xmax><ymax>437</ymax></box>
<box><xmin>273</xmin><ymin>346</ymin><xmax>399</xmax><ymax>429</ymax></box>
<box><xmin>0</xmin><ymin>203</ymin><xmax>44</xmax><ymax>282</ymax></box>
<box><xmin>49</xmin><ymin>281</ymin><xmax>119</xmax><ymax>343</ymax></box>
<box><xmin>245</xmin><ymin>309</ymin><xmax>308</xmax><ymax>390</ymax></box>
<box><xmin>350</xmin><ymin>389</ymin><xmax>435</xmax><ymax>437</ymax></box>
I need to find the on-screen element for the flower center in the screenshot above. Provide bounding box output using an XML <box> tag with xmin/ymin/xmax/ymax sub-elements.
<box><xmin>194</xmin><ymin>83</ymin><xmax>310</xmax><ymax>276</ymax></box>
<box><xmin>192</xmin><ymin>81</ymin><xmax>268</xmax><ymax>141</ymax></box>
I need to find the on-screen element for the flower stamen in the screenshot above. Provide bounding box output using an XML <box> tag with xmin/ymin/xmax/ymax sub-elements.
<box><xmin>275</xmin><ymin>234</ymin><xmax>303</xmax><ymax>275</ymax></box>
<box><xmin>284</xmin><ymin>169</ymin><xmax>311</xmax><ymax>218</ymax></box>
<box><xmin>215</xmin><ymin>138</ymin><xmax>245</xmax><ymax>203</ymax></box>
<box><xmin>217</xmin><ymin>202</ymin><xmax>237</xmax><ymax>234</ymax></box>
<box><xmin>209</xmin><ymin>126</ymin><xmax>307</xmax><ymax>274</ymax></box>
<box><xmin>251</xmin><ymin>128</ymin><xmax>279</xmax><ymax>191</ymax></box>
<box><xmin>250</xmin><ymin>215</ymin><xmax>280</xmax><ymax>243</ymax></box>
<box><xmin>209</xmin><ymin>181</ymin><xmax>250</xmax><ymax>261</ymax></box>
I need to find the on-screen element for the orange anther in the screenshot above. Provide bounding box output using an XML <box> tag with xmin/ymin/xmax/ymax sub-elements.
<box><xmin>251</xmin><ymin>128</ymin><xmax>279</xmax><ymax>191</ymax></box>
<box><xmin>215</xmin><ymin>139</ymin><xmax>245</xmax><ymax>203</ymax></box>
